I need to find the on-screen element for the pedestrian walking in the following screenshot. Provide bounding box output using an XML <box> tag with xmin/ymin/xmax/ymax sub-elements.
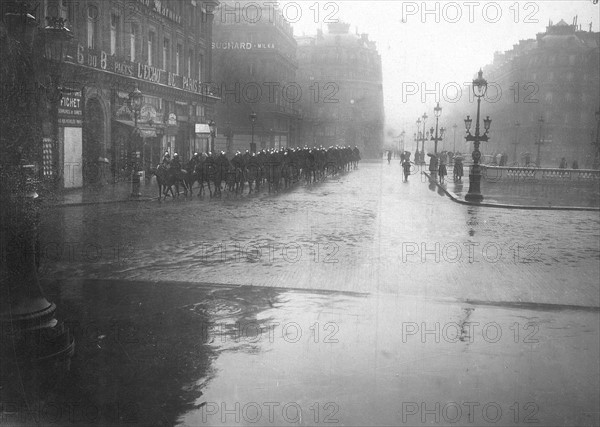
<box><xmin>572</xmin><ymin>160</ymin><xmax>579</xmax><ymax>169</ymax></box>
<box><xmin>402</xmin><ymin>158</ymin><xmax>411</xmax><ymax>182</ymax></box>
<box><xmin>559</xmin><ymin>157</ymin><xmax>567</xmax><ymax>169</ymax></box>
<box><xmin>387</xmin><ymin>150</ymin><xmax>392</xmax><ymax>164</ymax></box>
<box><xmin>438</xmin><ymin>159</ymin><xmax>447</xmax><ymax>183</ymax></box>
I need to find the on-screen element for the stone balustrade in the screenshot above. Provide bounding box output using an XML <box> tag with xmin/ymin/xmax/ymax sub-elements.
<box><xmin>479</xmin><ymin>165</ymin><xmax>600</xmax><ymax>182</ymax></box>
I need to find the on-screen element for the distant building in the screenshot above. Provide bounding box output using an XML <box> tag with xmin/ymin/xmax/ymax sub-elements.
<box><xmin>295</xmin><ymin>22</ymin><xmax>385</xmax><ymax>158</ymax></box>
<box><xmin>212</xmin><ymin>1</ymin><xmax>300</xmax><ymax>154</ymax></box>
<box><xmin>448</xmin><ymin>18</ymin><xmax>599</xmax><ymax>168</ymax></box>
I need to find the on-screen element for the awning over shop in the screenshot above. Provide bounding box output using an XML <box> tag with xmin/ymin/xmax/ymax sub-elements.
<box><xmin>114</xmin><ymin>119</ymin><xmax>157</xmax><ymax>138</ymax></box>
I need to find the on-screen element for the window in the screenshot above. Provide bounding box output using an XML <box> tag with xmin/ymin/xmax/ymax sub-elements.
<box><xmin>130</xmin><ymin>24</ymin><xmax>138</xmax><ymax>61</ymax></box>
<box><xmin>176</xmin><ymin>44</ymin><xmax>182</xmax><ymax>75</ymax></box>
<box><xmin>198</xmin><ymin>54</ymin><xmax>204</xmax><ymax>82</ymax></box>
<box><xmin>187</xmin><ymin>49</ymin><xmax>193</xmax><ymax>77</ymax></box>
<box><xmin>110</xmin><ymin>13</ymin><xmax>119</xmax><ymax>55</ymax></box>
<box><xmin>87</xmin><ymin>5</ymin><xmax>98</xmax><ymax>49</ymax></box>
<box><xmin>163</xmin><ymin>38</ymin><xmax>170</xmax><ymax>71</ymax></box>
<box><xmin>148</xmin><ymin>30</ymin><xmax>155</xmax><ymax>66</ymax></box>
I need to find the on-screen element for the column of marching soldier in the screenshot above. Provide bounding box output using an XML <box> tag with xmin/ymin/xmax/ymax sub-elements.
<box><xmin>154</xmin><ymin>146</ymin><xmax>362</xmax><ymax>199</ymax></box>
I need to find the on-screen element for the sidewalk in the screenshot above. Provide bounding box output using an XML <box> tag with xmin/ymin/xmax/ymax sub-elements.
<box><xmin>424</xmin><ymin>167</ymin><xmax>600</xmax><ymax>211</ymax></box>
<box><xmin>41</xmin><ymin>179</ymin><xmax>158</xmax><ymax>207</ymax></box>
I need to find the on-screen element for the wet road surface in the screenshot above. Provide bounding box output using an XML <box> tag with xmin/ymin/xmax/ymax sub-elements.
<box><xmin>6</xmin><ymin>161</ymin><xmax>597</xmax><ymax>426</ymax></box>
<box><xmin>39</xmin><ymin>161</ymin><xmax>600</xmax><ymax>307</ymax></box>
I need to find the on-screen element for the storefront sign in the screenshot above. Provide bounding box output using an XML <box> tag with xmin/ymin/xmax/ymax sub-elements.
<box><xmin>212</xmin><ymin>42</ymin><xmax>276</xmax><ymax>50</ymax></box>
<box><xmin>73</xmin><ymin>44</ymin><xmax>211</xmax><ymax>97</ymax></box>
<box><xmin>57</xmin><ymin>89</ymin><xmax>83</xmax><ymax>127</ymax></box>
<box><xmin>195</xmin><ymin>124</ymin><xmax>210</xmax><ymax>134</ymax></box>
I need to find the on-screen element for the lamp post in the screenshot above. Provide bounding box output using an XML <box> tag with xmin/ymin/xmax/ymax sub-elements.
<box><xmin>420</xmin><ymin>113</ymin><xmax>428</xmax><ymax>163</ymax></box>
<box><xmin>452</xmin><ymin>123</ymin><xmax>458</xmax><ymax>153</ymax></box>
<box><xmin>400</xmin><ymin>131</ymin><xmax>405</xmax><ymax>154</ymax></box>
<box><xmin>535</xmin><ymin>115</ymin><xmax>544</xmax><ymax>167</ymax></box>
<box><xmin>594</xmin><ymin>109</ymin><xmax>600</xmax><ymax>169</ymax></box>
<box><xmin>249</xmin><ymin>111</ymin><xmax>257</xmax><ymax>154</ymax></box>
<box><xmin>415</xmin><ymin>119</ymin><xmax>421</xmax><ymax>162</ymax></box>
<box><xmin>430</xmin><ymin>103</ymin><xmax>443</xmax><ymax>154</ymax></box>
<box><xmin>464</xmin><ymin>69</ymin><xmax>492</xmax><ymax>202</ymax></box>
<box><xmin>128</xmin><ymin>84</ymin><xmax>143</xmax><ymax>197</ymax></box>
<box><xmin>208</xmin><ymin>119</ymin><xmax>216</xmax><ymax>153</ymax></box>
<box><xmin>512</xmin><ymin>121</ymin><xmax>521</xmax><ymax>164</ymax></box>
<box><xmin>1</xmin><ymin>5</ymin><xmax>74</xmax><ymax>367</ymax></box>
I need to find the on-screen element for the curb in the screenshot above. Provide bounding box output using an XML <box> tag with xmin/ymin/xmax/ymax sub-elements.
<box><xmin>423</xmin><ymin>172</ymin><xmax>600</xmax><ymax>212</ymax></box>
<box><xmin>43</xmin><ymin>195</ymin><xmax>156</xmax><ymax>208</ymax></box>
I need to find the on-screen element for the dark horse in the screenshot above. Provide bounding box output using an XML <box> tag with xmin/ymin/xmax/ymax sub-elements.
<box><xmin>153</xmin><ymin>164</ymin><xmax>189</xmax><ymax>200</ymax></box>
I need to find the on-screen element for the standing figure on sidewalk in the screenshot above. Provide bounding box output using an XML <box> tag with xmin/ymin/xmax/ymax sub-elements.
<box><xmin>387</xmin><ymin>150</ymin><xmax>392</xmax><ymax>164</ymax></box>
<box><xmin>439</xmin><ymin>159</ymin><xmax>447</xmax><ymax>183</ymax></box>
<box><xmin>402</xmin><ymin>158</ymin><xmax>411</xmax><ymax>182</ymax></box>
<box><xmin>453</xmin><ymin>157</ymin><xmax>463</xmax><ymax>182</ymax></box>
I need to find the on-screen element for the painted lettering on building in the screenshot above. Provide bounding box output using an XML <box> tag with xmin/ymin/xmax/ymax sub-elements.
<box><xmin>212</xmin><ymin>42</ymin><xmax>275</xmax><ymax>50</ymax></box>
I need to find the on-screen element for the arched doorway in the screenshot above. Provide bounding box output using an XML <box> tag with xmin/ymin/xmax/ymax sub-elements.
<box><xmin>83</xmin><ymin>98</ymin><xmax>105</xmax><ymax>185</ymax></box>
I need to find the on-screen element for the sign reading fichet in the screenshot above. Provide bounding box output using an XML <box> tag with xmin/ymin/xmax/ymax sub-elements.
<box><xmin>58</xmin><ymin>89</ymin><xmax>83</xmax><ymax>127</ymax></box>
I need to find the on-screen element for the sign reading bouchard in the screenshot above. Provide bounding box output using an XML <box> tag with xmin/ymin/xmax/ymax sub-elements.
<box><xmin>212</xmin><ymin>42</ymin><xmax>276</xmax><ymax>50</ymax></box>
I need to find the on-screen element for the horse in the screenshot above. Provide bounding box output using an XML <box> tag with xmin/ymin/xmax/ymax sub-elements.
<box><xmin>153</xmin><ymin>164</ymin><xmax>189</xmax><ymax>200</ymax></box>
<box><xmin>245</xmin><ymin>162</ymin><xmax>262</xmax><ymax>194</ymax></box>
<box><xmin>194</xmin><ymin>160</ymin><xmax>213</xmax><ymax>198</ymax></box>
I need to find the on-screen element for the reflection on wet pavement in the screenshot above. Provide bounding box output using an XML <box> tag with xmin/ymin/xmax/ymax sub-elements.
<box><xmin>3</xmin><ymin>279</ymin><xmax>594</xmax><ymax>426</ymax></box>
<box><xmin>38</xmin><ymin>163</ymin><xmax>600</xmax><ymax>307</ymax></box>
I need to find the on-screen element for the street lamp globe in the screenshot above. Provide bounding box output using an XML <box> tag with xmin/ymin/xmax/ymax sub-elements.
<box><xmin>472</xmin><ymin>69</ymin><xmax>488</xmax><ymax>98</ymax></box>
<box><xmin>249</xmin><ymin>111</ymin><xmax>257</xmax><ymax>124</ymax></box>
<box><xmin>464</xmin><ymin>116</ymin><xmax>472</xmax><ymax>132</ymax></box>
<box><xmin>434</xmin><ymin>102</ymin><xmax>442</xmax><ymax>118</ymax></box>
<box><xmin>483</xmin><ymin>116</ymin><xmax>492</xmax><ymax>131</ymax></box>
<box><xmin>128</xmin><ymin>85</ymin><xmax>143</xmax><ymax>114</ymax></box>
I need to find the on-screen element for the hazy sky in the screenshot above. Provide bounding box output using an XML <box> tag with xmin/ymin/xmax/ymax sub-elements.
<box><xmin>278</xmin><ymin>1</ymin><xmax>599</xmax><ymax>136</ymax></box>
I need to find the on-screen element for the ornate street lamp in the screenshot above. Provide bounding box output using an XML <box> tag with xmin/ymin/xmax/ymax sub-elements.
<box><xmin>429</xmin><ymin>102</ymin><xmax>444</xmax><ymax>155</ymax></box>
<box><xmin>464</xmin><ymin>69</ymin><xmax>492</xmax><ymax>202</ymax></box>
<box><xmin>594</xmin><ymin>109</ymin><xmax>600</xmax><ymax>169</ymax></box>
<box><xmin>417</xmin><ymin>113</ymin><xmax>428</xmax><ymax>164</ymax></box>
<box><xmin>249</xmin><ymin>111</ymin><xmax>257</xmax><ymax>154</ymax></box>
<box><xmin>208</xmin><ymin>120</ymin><xmax>216</xmax><ymax>153</ymax></box>
<box><xmin>415</xmin><ymin>118</ymin><xmax>421</xmax><ymax>161</ymax></box>
<box><xmin>1</xmin><ymin>4</ymin><xmax>74</xmax><ymax>367</ymax></box>
<box><xmin>535</xmin><ymin>115</ymin><xmax>545</xmax><ymax>167</ymax></box>
<box><xmin>452</xmin><ymin>124</ymin><xmax>458</xmax><ymax>154</ymax></box>
<box><xmin>128</xmin><ymin>84</ymin><xmax>143</xmax><ymax>197</ymax></box>
<box><xmin>512</xmin><ymin>121</ymin><xmax>521</xmax><ymax>164</ymax></box>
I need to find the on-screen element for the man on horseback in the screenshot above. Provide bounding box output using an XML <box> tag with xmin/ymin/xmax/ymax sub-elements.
<box><xmin>162</xmin><ymin>152</ymin><xmax>171</xmax><ymax>167</ymax></box>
